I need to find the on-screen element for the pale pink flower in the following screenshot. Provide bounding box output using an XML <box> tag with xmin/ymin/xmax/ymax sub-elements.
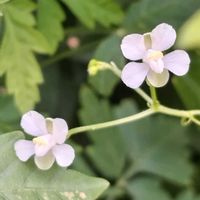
<box><xmin>121</xmin><ymin>23</ymin><xmax>190</xmax><ymax>88</ymax></box>
<box><xmin>14</xmin><ymin>111</ymin><xmax>75</xmax><ymax>170</ymax></box>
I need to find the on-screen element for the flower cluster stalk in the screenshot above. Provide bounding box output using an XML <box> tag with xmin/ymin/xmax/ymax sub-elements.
<box><xmin>68</xmin><ymin>62</ymin><xmax>200</xmax><ymax>138</ymax></box>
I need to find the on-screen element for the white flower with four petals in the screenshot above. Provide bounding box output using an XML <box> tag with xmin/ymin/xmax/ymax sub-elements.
<box><xmin>14</xmin><ymin>111</ymin><xmax>75</xmax><ymax>170</ymax></box>
<box><xmin>121</xmin><ymin>23</ymin><xmax>190</xmax><ymax>88</ymax></box>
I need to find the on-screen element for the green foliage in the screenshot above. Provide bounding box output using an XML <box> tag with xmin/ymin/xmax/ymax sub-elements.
<box><xmin>79</xmin><ymin>86</ymin><xmax>126</xmax><ymax>178</ymax></box>
<box><xmin>0</xmin><ymin>131</ymin><xmax>109</xmax><ymax>199</ymax></box>
<box><xmin>62</xmin><ymin>0</ymin><xmax>124</xmax><ymax>29</ymax></box>
<box><xmin>37</xmin><ymin>0</ymin><xmax>65</xmax><ymax>53</ymax></box>
<box><xmin>123</xmin><ymin>0</ymin><xmax>200</xmax><ymax>32</ymax></box>
<box><xmin>0</xmin><ymin>95</ymin><xmax>20</xmax><ymax>132</ymax></box>
<box><xmin>127</xmin><ymin>177</ymin><xmax>171</xmax><ymax>200</ymax></box>
<box><xmin>0</xmin><ymin>0</ymin><xmax>10</xmax><ymax>4</ymax></box>
<box><xmin>173</xmin><ymin>54</ymin><xmax>200</xmax><ymax>109</ymax></box>
<box><xmin>89</xmin><ymin>35</ymin><xmax>125</xmax><ymax>96</ymax></box>
<box><xmin>177</xmin><ymin>9</ymin><xmax>200</xmax><ymax>49</ymax></box>
<box><xmin>114</xmin><ymin>100</ymin><xmax>193</xmax><ymax>185</ymax></box>
<box><xmin>0</xmin><ymin>0</ymin><xmax>51</xmax><ymax>112</ymax></box>
<box><xmin>176</xmin><ymin>191</ymin><xmax>200</xmax><ymax>200</ymax></box>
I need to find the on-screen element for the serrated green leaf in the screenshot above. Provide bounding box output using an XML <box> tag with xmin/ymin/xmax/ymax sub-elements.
<box><xmin>89</xmin><ymin>35</ymin><xmax>125</xmax><ymax>97</ymax></box>
<box><xmin>123</xmin><ymin>0</ymin><xmax>200</xmax><ymax>32</ymax></box>
<box><xmin>0</xmin><ymin>131</ymin><xmax>109</xmax><ymax>200</ymax></box>
<box><xmin>177</xmin><ymin>10</ymin><xmax>200</xmax><ymax>49</ymax></box>
<box><xmin>0</xmin><ymin>0</ymin><xmax>51</xmax><ymax>112</ymax></box>
<box><xmin>37</xmin><ymin>0</ymin><xmax>65</xmax><ymax>53</ymax></box>
<box><xmin>79</xmin><ymin>86</ymin><xmax>126</xmax><ymax>178</ymax></box>
<box><xmin>62</xmin><ymin>0</ymin><xmax>124</xmax><ymax>29</ymax></box>
<box><xmin>127</xmin><ymin>177</ymin><xmax>172</xmax><ymax>200</ymax></box>
<box><xmin>113</xmin><ymin>99</ymin><xmax>193</xmax><ymax>185</ymax></box>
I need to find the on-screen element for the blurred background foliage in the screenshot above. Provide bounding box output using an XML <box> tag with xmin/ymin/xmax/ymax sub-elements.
<box><xmin>0</xmin><ymin>0</ymin><xmax>200</xmax><ymax>199</ymax></box>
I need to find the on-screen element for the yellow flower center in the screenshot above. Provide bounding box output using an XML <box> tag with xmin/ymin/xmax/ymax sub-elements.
<box><xmin>33</xmin><ymin>136</ymin><xmax>48</xmax><ymax>145</ymax></box>
<box><xmin>147</xmin><ymin>50</ymin><xmax>163</xmax><ymax>61</ymax></box>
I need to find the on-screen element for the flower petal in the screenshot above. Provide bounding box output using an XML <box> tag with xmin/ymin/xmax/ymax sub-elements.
<box><xmin>163</xmin><ymin>50</ymin><xmax>190</xmax><ymax>76</ymax></box>
<box><xmin>21</xmin><ymin>111</ymin><xmax>47</xmax><ymax>136</ymax></box>
<box><xmin>34</xmin><ymin>151</ymin><xmax>55</xmax><ymax>170</ymax></box>
<box><xmin>52</xmin><ymin>118</ymin><xmax>68</xmax><ymax>144</ymax></box>
<box><xmin>34</xmin><ymin>135</ymin><xmax>55</xmax><ymax>157</ymax></box>
<box><xmin>52</xmin><ymin>144</ymin><xmax>75</xmax><ymax>167</ymax></box>
<box><xmin>121</xmin><ymin>34</ymin><xmax>146</xmax><ymax>60</ymax></box>
<box><xmin>121</xmin><ymin>62</ymin><xmax>149</xmax><ymax>89</ymax></box>
<box><xmin>14</xmin><ymin>140</ymin><xmax>34</xmax><ymax>162</ymax></box>
<box><xmin>147</xmin><ymin>69</ymin><xmax>169</xmax><ymax>87</ymax></box>
<box><xmin>151</xmin><ymin>23</ymin><xmax>176</xmax><ymax>51</ymax></box>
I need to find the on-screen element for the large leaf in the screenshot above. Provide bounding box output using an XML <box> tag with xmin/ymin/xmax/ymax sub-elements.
<box><xmin>62</xmin><ymin>0</ymin><xmax>124</xmax><ymax>29</ymax></box>
<box><xmin>114</xmin><ymin>100</ymin><xmax>193</xmax><ymax>185</ymax></box>
<box><xmin>177</xmin><ymin>9</ymin><xmax>200</xmax><ymax>49</ymax></box>
<box><xmin>0</xmin><ymin>0</ymin><xmax>51</xmax><ymax>112</ymax></box>
<box><xmin>79</xmin><ymin>86</ymin><xmax>126</xmax><ymax>178</ymax></box>
<box><xmin>173</xmin><ymin>54</ymin><xmax>200</xmax><ymax>109</ymax></box>
<box><xmin>0</xmin><ymin>131</ymin><xmax>109</xmax><ymax>199</ymax></box>
<box><xmin>37</xmin><ymin>0</ymin><xmax>65</xmax><ymax>53</ymax></box>
<box><xmin>127</xmin><ymin>177</ymin><xmax>172</xmax><ymax>200</ymax></box>
<box><xmin>123</xmin><ymin>0</ymin><xmax>200</xmax><ymax>32</ymax></box>
<box><xmin>89</xmin><ymin>35</ymin><xmax>125</xmax><ymax>97</ymax></box>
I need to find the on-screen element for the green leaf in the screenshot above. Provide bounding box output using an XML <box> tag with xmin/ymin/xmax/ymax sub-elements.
<box><xmin>89</xmin><ymin>35</ymin><xmax>125</xmax><ymax>97</ymax></box>
<box><xmin>123</xmin><ymin>0</ymin><xmax>200</xmax><ymax>32</ymax></box>
<box><xmin>37</xmin><ymin>0</ymin><xmax>65</xmax><ymax>53</ymax></box>
<box><xmin>176</xmin><ymin>191</ymin><xmax>200</xmax><ymax>200</ymax></box>
<box><xmin>173</xmin><ymin>54</ymin><xmax>200</xmax><ymax>109</ymax></box>
<box><xmin>62</xmin><ymin>0</ymin><xmax>124</xmax><ymax>29</ymax></box>
<box><xmin>0</xmin><ymin>131</ymin><xmax>109</xmax><ymax>199</ymax></box>
<box><xmin>79</xmin><ymin>86</ymin><xmax>126</xmax><ymax>178</ymax></box>
<box><xmin>177</xmin><ymin>10</ymin><xmax>200</xmax><ymax>49</ymax></box>
<box><xmin>0</xmin><ymin>94</ymin><xmax>20</xmax><ymax>132</ymax></box>
<box><xmin>127</xmin><ymin>177</ymin><xmax>171</xmax><ymax>200</ymax></box>
<box><xmin>113</xmin><ymin>99</ymin><xmax>193</xmax><ymax>185</ymax></box>
<box><xmin>0</xmin><ymin>0</ymin><xmax>51</xmax><ymax>112</ymax></box>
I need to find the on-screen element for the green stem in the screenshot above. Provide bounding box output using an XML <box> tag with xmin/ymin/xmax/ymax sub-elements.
<box><xmin>68</xmin><ymin>104</ymin><xmax>200</xmax><ymax>138</ymax></box>
<box><xmin>149</xmin><ymin>84</ymin><xmax>159</xmax><ymax>109</ymax></box>
<box><xmin>158</xmin><ymin>105</ymin><xmax>200</xmax><ymax>126</ymax></box>
<box><xmin>68</xmin><ymin>108</ymin><xmax>154</xmax><ymax>138</ymax></box>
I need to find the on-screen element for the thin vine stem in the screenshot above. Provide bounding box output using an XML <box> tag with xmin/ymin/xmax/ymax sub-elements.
<box><xmin>68</xmin><ymin>104</ymin><xmax>200</xmax><ymax>138</ymax></box>
<box><xmin>68</xmin><ymin>108</ymin><xmax>154</xmax><ymax>138</ymax></box>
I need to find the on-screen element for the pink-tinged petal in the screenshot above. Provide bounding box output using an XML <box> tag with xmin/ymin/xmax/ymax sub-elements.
<box><xmin>14</xmin><ymin>140</ymin><xmax>34</xmax><ymax>162</ymax></box>
<box><xmin>148</xmin><ymin>59</ymin><xmax>165</xmax><ymax>73</ymax></box>
<box><xmin>34</xmin><ymin>135</ymin><xmax>55</xmax><ymax>157</ymax></box>
<box><xmin>34</xmin><ymin>151</ymin><xmax>55</xmax><ymax>170</ymax></box>
<box><xmin>121</xmin><ymin>34</ymin><xmax>146</xmax><ymax>60</ymax></box>
<box><xmin>163</xmin><ymin>50</ymin><xmax>190</xmax><ymax>76</ymax></box>
<box><xmin>151</xmin><ymin>23</ymin><xmax>176</xmax><ymax>51</ymax></box>
<box><xmin>20</xmin><ymin>111</ymin><xmax>47</xmax><ymax>136</ymax></box>
<box><xmin>52</xmin><ymin>118</ymin><xmax>68</xmax><ymax>144</ymax></box>
<box><xmin>147</xmin><ymin>69</ymin><xmax>169</xmax><ymax>87</ymax></box>
<box><xmin>52</xmin><ymin>144</ymin><xmax>75</xmax><ymax>167</ymax></box>
<box><xmin>121</xmin><ymin>62</ymin><xmax>149</xmax><ymax>89</ymax></box>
